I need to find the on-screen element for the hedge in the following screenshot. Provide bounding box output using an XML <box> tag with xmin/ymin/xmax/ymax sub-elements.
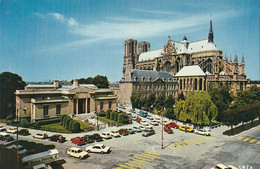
<box><xmin>114</xmin><ymin>112</ymin><xmax>118</xmax><ymax>121</ymax></box>
<box><xmin>63</xmin><ymin>116</ymin><xmax>69</xmax><ymax>127</ymax></box>
<box><xmin>106</xmin><ymin>109</ymin><xmax>112</xmax><ymax>119</ymax></box>
<box><xmin>65</xmin><ymin>118</ymin><xmax>73</xmax><ymax>129</ymax></box>
<box><xmin>71</xmin><ymin>122</ymin><xmax>80</xmax><ymax>133</ymax></box>
<box><xmin>69</xmin><ymin>120</ymin><xmax>75</xmax><ymax>131</ymax></box>
<box><xmin>20</xmin><ymin>118</ymin><xmax>30</xmax><ymax>127</ymax></box>
<box><xmin>34</xmin><ymin>118</ymin><xmax>61</xmax><ymax>128</ymax></box>
<box><xmin>61</xmin><ymin>115</ymin><xmax>67</xmax><ymax>125</ymax></box>
<box><xmin>110</xmin><ymin>111</ymin><xmax>115</xmax><ymax>121</ymax></box>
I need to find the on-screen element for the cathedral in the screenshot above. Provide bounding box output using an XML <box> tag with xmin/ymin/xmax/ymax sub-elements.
<box><xmin>119</xmin><ymin>20</ymin><xmax>247</xmax><ymax>106</ymax></box>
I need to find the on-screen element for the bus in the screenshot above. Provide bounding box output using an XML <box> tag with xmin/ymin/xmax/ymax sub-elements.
<box><xmin>22</xmin><ymin>149</ymin><xmax>61</xmax><ymax>169</ymax></box>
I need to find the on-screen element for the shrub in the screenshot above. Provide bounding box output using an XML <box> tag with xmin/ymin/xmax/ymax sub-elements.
<box><xmin>99</xmin><ymin>112</ymin><xmax>106</xmax><ymax>117</ymax></box>
<box><xmin>20</xmin><ymin>118</ymin><xmax>29</xmax><ymax>127</ymax></box>
<box><xmin>71</xmin><ymin>122</ymin><xmax>80</xmax><ymax>133</ymax></box>
<box><xmin>114</xmin><ymin>112</ymin><xmax>118</xmax><ymax>121</ymax></box>
<box><xmin>69</xmin><ymin>120</ymin><xmax>74</xmax><ymax>131</ymax></box>
<box><xmin>63</xmin><ymin>116</ymin><xmax>69</xmax><ymax>127</ymax></box>
<box><xmin>35</xmin><ymin>118</ymin><xmax>61</xmax><ymax>127</ymax></box>
<box><xmin>61</xmin><ymin>115</ymin><xmax>67</xmax><ymax>125</ymax></box>
<box><xmin>110</xmin><ymin>111</ymin><xmax>115</xmax><ymax>120</ymax></box>
<box><xmin>65</xmin><ymin>118</ymin><xmax>72</xmax><ymax>129</ymax></box>
<box><xmin>106</xmin><ymin>109</ymin><xmax>112</xmax><ymax>119</ymax></box>
<box><xmin>34</xmin><ymin>122</ymin><xmax>41</xmax><ymax>129</ymax></box>
<box><xmin>118</xmin><ymin>113</ymin><xmax>129</xmax><ymax>124</ymax></box>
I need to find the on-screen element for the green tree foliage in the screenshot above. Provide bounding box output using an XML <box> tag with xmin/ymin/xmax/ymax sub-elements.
<box><xmin>164</xmin><ymin>108</ymin><xmax>175</xmax><ymax>119</ymax></box>
<box><xmin>110</xmin><ymin>111</ymin><xmax>115</xmax><ymax>121</ymax></box>
<box><xmin>155</xmin><ymin>93</ymin><xmax>166</xmax><ymax>112</ymax></box>
<box><xmin>69</xmin><ymin>120</ymin><xmax>74</xmax><ymax>131</ymax></box>
<box><xmin>106</xmin><ymin>109</ymin><xmax>111</xmax><ymax>119</ymax></box>
<box><xmin>131</xmin><ymin>93</ymin><xmax>144</xmax><ymax>109</ymax></box>
<box><xmin>65</xmin><ymin>118</ymin><xmax>72</xmax><ymax>129</ymax></box>
<box><xmin>63</xmin><ymin>116</ymin><xmax>69</xmax><ymax>127</ymax></box>
<box><xmin>208</xmin><ymin>85</ymin><xmax>231</xmax><ymax>121</ymax></box>
<box><xmin>114</xmin><ymin>112</ymin><xmax>118</xmax><ymax>121</ymax></box>
<box><xmin>174</xmin><ymin>91</ymin><xmax>218</xmax><ymax>125</ymax></box>
<box><xmin>165</xmin><ymin>95</ymin><xmax>175</xmax><ymax>109</ymax></box>
<box><xmin>118</xmin><ymin>113</ymin><xmax>129</xmax><ymax>124</ymax></box>
<box><xmin>146</xmin><ymin>93</ymin><xmax>156</xmax><ymax>111</ymax></box>
<box><xmin>71</xmin><ymin>121</ymin><xmax>80</xmax><ymax>133</ymax></box>
<box><xmin>20</xmin><ymin>118</ymin><xmax>29</xmax><ymax>127</ymax></box>
<box><xmin>60</xmin><ymin>115</ymin><xmax>67</xmax><ymax>125</ymax></box>
<box><xmin>0</xmin><ymin>72</ymin><xmax>26</xmax><ymax>119</ymax></box>
<box><xmin>178</xmin><ymin>92</ymin><xmax>185</xmax><ymax>101</ymax></box>
<box><xmin>73</xmin><ymin>75</ymin><xmax>109</xmax><ymax>88</ymax></box>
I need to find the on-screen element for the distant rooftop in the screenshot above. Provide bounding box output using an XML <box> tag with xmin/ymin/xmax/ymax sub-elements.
<box><xmin>175</xmin><ymin>65</ymin><xmax>206</xmax><ymax>77</ymax></box>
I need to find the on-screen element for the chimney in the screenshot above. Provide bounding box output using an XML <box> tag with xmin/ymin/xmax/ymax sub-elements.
<box><xmin>73</xmin><ymin>79</ymin><xmax>78</xmax><ymax>86</ymax></box>
<box><xmin>53</xmin><ymin>80</ymin><xmax>59</xmax><ymax>88</ymax></box>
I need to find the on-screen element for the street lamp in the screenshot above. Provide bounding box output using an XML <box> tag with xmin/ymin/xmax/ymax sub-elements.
<box><xmin>95</xmin><ymin>111</ymin><xmax>99</xmax><ymax>131</ymax></box>
<box><xmin>161</xmin><ymin>107</ymin><xmax>165</xmax><ymax>149</ymax></box>
<box><xmin>16</xmin><ymin>107</ymin><xmax>27</xmax><ymax>169</ymax></box>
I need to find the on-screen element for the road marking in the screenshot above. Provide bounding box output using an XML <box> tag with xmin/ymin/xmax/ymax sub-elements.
<box><xmin>249</xmin><ymin>139</ymin><xmax>255</xmax><ymax>143</ymax></box>
<box><xmin>243</xmin><ymin>138</ymin><xmax>250</xmax><ymax>141</ymax></box>
<box><xmin>256</xmin><ymin>141</ymin><xmax>260</xmax><ymax>145</ymax></box>
<box><xmin>117</xmin><ymin>151</ymin><xmax>160</xmax><ymax>169</ymax></box>
<box><xmin>119</xmin><ymin>164</ymin><xmax>137</xmax><ymax>169</ymax></box>
<box><xmin>171</xmin><ymin>136</ymin><xmax>216</xmax><ymax>149</ymax></box>
<box><xmin>237</xmin><ymin>136</ymin><xmax>244</xmax><ymax>140</ymax></box>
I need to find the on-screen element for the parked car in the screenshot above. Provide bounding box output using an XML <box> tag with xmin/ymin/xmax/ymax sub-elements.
<box><xmin>167</xmin><ymin>122</ymin><xmax>179</xmax><ymax>129</ymax></box>
<box><xmin>100</xmin><ymin>132</ymin><xmax>112</xmax><ymax>139</ymax></box>
<box><xmin>150</xmin><ymin>120</ymin><xmax>159</xmax><ymax>126</ymax></box>
<box><xmin>67</xmin><ymin>147</ymin><xmax>88</xmax><ymax>159</ymax></box>
<box><xmin>91</xmin><ymin>133</ymin><xmax>103</xmax><ymax>142</ymax></box>
<box><xmin>117</xmin><ymin>128</ymin><xmax>129</xmax><ymax>136</ymax></box>
<box><xmin>71</xmin><ymin>137</ymin><xmax>86</xmax><ymax>146</ymax></box>
<box><xmin>0</xmin><ymin>125</ymin><xmax>6</xmax><ymax>132</ymax></box>
<box><xmin>146</xmin><ymin>115</ymin><xmax>153</xmax><ymax>120</ymax></box>
<box><xmin>179</xmin><ymin>126</ymin><xmax>194</xmax><ymax>132</ymax></box>
<box><xmin>132</xmin><ymin>126</ymin><xmax>142</xmax><ymax>133</ymax></box>
<box><xmin>7</xmin><ymin>144</ymin><xmax>27</xmax><ymax>155</ymax></box>
<box><xmin>85</xmin><ymin>144</ymin><xmax>111</xmax><ymax>154</ymax></box>
<box><xmin>48</xmin><ymin>134</ymin><xmax>66</xmax><ymax>143</ymax></box>
<box><xmin>110</xmin><ymin>131</ymin><xmax>121</xmax><ymax>138</ymax></box>
<box><xmin>82</xmin><ymin>135</ymin><xmax>95</xmax><ymax>143</ymax></box>
<box><xmin>211</xmin><ymin>164</ymin><xmax>238</xmax><ymax>169</ymax></box>
<box><xmin>141</xmin><ymin>123</ymin><xmax>153</xmax><ymax>130</ymax></box>
<box><xmin>33</xmin><ymin>133</ymin><xmax>48</xmax><ymax>139</ymax></box>
<box><xmin>18</xmin><ymin>129</ymin><xmax>30</xmax><ymax>136</ymax></box>
<box><xmin>154</xmin><ymin>117</ymin><xmax>161</xmax><ymax>123</ymax></box>
<box><xmin>136</xmin><ymin>116</ymin><xmax>142</xmax><ymax>123</ymax></box>
<box><xmin>6</xmin><ymin>127</ymin><xmax>17</xmax><ymax>134</ymax></box>
<box><xmin>164</xmin><ymin>125</ymin><xmax>174</xmax><ymax>134</ymax></box>
<box><xmin>126</xmin><ymin>128</ymin><xmax>135</xmax><ymax>134</ymax></box>
<box><xmin>142</xmin><ymin>129</ymin><xmax>155</xmax><ymax>137</ymax></box>
<box><xmin>194</xmin><ymin>129</ymin><xmax>211</xmax><ymax>136</ymax></box>
<box><xmin>140</xmin><ymin>120</ymin><xmax>147</xmax><ymax>125</ymax></box>
<box><xmin>0</xmin><ymin>133</ymin><xmax>14</xmax><ymax>142</ymax></box>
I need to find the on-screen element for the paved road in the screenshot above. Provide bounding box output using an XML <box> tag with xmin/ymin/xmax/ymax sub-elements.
<box><xmin>3</xmin><ymin>117</ymin><xmax>260</xmax><ymax>169</ymax></box>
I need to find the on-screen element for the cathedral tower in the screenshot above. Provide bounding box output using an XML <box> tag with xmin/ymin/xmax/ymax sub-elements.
<box><xmin>138</xmin><ymin>41</ymin><xmax>150</xmax><ymax>54</ymax></box>
<box><xmin>122</xmin><ymin>39</ymin><xmax>138</xmax><ymax>81</ymax></box>
<box><xmin>208</xmin><ymin>20</ymin><xmax>214</xmax><ymax>43</ymax></box>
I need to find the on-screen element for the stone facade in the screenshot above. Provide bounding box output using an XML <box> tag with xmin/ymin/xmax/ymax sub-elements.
<box><xmin>16</xmin><ymin>81</ymin><xmax>117</xmax><ymax>122</ymax></box>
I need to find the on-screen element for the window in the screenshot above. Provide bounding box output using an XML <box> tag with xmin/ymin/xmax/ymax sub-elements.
<box><xmin>100</xmin><ymin>102</ymin><xmax>103</xmax><ymax>110</ymax></box>
<box><xmin>43</xmin><ymin>106</ymin><xmax>49</xmax><ymax>116</ymax></box>
<box><xmin>108</xmin><ymin>101</ymin><xmax>112</xmax><ymax>109</ymax></box>
<box><xmin>56</xmin><ymin>105</ymin><xmax>61</xmax><ymax>115</ymax></box>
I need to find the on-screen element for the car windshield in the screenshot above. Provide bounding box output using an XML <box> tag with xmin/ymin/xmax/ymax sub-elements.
<box><xmin>101</xmin><ymin>145</ymin><xmax>105</xmax><ymax>149</ymax></box>
<box><xmin>77</xmin><ymin>150</ymin><xmax>83</xmax><ymax>153</ymax></box>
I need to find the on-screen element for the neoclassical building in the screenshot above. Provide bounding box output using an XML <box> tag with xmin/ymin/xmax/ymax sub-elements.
<box><xmin>120</xmin><ymin>20</ymin><xmax>247</xmax><ymax>105</ymax></box>
<box><xmin>16</xmin><ymin>80</ymin><xmax>117</xmax><ymax>122</ymax></box>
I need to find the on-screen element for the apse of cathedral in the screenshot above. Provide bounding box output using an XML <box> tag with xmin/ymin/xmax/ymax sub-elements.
<box><xmin>120</xmin><ymin>20</ymin><xmax>247</xmax><ymax>105</ymax></box>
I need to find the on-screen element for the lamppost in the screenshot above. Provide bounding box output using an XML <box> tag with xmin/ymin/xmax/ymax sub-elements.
<box><xmin>95</xmin><ymin>111</ymin><xmax>99</xmax><ymax>131</ymax></box>
<box><xmin>16</xmin><ymin>107</ymin><xmax>27</xmax><ymax>169</ymax></box>
<box><xmin>161</xmin><ymin>107</ymin><xmax>165</xmax><ymax>149</ymax></box>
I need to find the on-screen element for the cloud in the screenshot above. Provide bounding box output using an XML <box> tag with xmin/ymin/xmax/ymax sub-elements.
<box><xmin>68</xmin><ymin>17</ymin><xmax>79</xmax><ymax>26</ymax></box>
<box><xmin>34</xmin><ymin>12</ymin><xmax>46</xmax><ymax>19</ymax></box>
<box><xmin>49</xmin><ymin>13</ymin><xmax>65</xmax><ymax>22</ymax></box>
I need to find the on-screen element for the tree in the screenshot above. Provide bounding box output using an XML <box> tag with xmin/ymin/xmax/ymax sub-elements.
<box><xmin>165</xmin><ymin>108</ymin><xmax>175</xmax><ymax>119</ymax></box>
<box><xmin>165</xmin><ymin>95</ymin><xmax>175</xmax><ymax>109</ymax></box>
<box><xmin>106</xmin><ymin>109</ymin><xmax>111</xmax><ymax>119</ymax></box>
<box><xmin>110</xmin><ymin>111</ymin><xmax>115</xmax><ymax>120</ymax></box>
<box><xmin>85</xmin><ymin>77</ymin><xmax>94</xmax><ymax>84</ymax></box>
<box><xmin>146</xmin><ymin>93</ymin><xmax>156</xmax><ymax>111</ymax></box>
<box><xmin>71</xmin><ymin>121</ymin><xmax>80</xmax><ymax>133</ymax></box>
<box><xmin>20</xmin><ymin>118</ymin><xmax>29</xmax><ymax>127</ymax></box>
<box><xmin>174</xmin><ymin>91</ymin><xmax>218</xmax><ymax>125</ymax></box>
<box><xmin>178</xmin><ymin>92</ymin><xmax>185</xmax><ymax>101</ymax></box>
<box><xmin>155</xmin><ymin>93</ymin><xmax>166</xmax><ymax>112</ymax></box>
<box><xmin>93</xmin><ymin>75</ymin><xmax>109</xmax><ymax>88</ymax></box>
<box><xmin>0</xmin><ymin>72</ymin><xmax>26</xmax><ymax>119</ymax></box>
<box><xmin>208</xmin><ymin>85</ymin><xmax>231</xmax><ymax>122</ymax></box>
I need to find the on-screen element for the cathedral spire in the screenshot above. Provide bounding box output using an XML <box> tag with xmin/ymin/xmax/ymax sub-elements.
<box><xmin>241</xmin><ymin>54</ymin><xmax>245</xmax><ymax>65</ymax></box>
<box><xmin>234</xmin><ymin>53</ymin><xmax>238</xmax><ymax>64</ymax></box>
<box><xmin>208</xmin><ymin>20</ymin><xmax>214</xmax><ymax>43</ymax></box>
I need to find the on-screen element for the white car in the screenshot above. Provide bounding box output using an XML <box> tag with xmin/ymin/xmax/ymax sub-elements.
<box><xmin>194</xmin><ymin>129</ymin><xmax>211</xmax><ymax>136</ymax></box>
<box><xmin>67</xmin><ymin>147</ymin><xmax>88</xmax><ymax>159</ymax></box>
<box><xmin>6</xmin><ymin>127</ymin><xmax>17</xmax><ymax>133</ymax></box>
<box><xmin>33</xmin><ymin>133</ymin><xmax>48</xmax><ymax>139</ymax></box>
<box><xmin>150</xmin><ymin>120</ymin><xmax>159</xmax><ymax>126</ymax></box>
<box><xmin>110</xmin><ymin>131</ymin><xmax>121</xmax><ymax>138</ymax></box>
<box><xmin>140</xmin><ymin>120</ymin><xmax>147</xmax><ymax>125</ymax></box>
<box><xmin>211</xmin><ymin>164</ymin><xmax>238</xmax><ymax>169</ymax></box>
<box><xmin>146</xmin><ymin>116</ymin><xmax>153</xmax><ymax>120</ymax></box>
<box><xmin>154</xmin><ymin>117</ymin><xmax>161</xmax><ymax>123</ymax></box>
<box><xmin>100</xmin><ymin>132</ymin><xmax>112</xmax><ymax>139</ymax></box>
<box><xmin>132</xmin><ymin>126</ymin><xmax>142</xmax><ymax>133</ymax></box>
<box><xmin>85</xmin><ymin>144</ymin><xmax>110</xmax><ymax>154</ymax></box>
<box><xmin>0</xmin><ymin>125</ymin><xmax>6</xmax><ymax>132</ymax></box>
<box><xmin>7</xmin><ymin>144</ymin><xmax>27</xmax><ymax>154</ymax></box>
<box><xmin>141</xmin><ymin>123</ymin><xmax>153</xmax><ymax>130</ymax></box>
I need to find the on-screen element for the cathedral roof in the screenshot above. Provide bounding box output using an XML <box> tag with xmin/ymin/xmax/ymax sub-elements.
<box><xmin>131</xmin><ymin>69</ymin><xmax>175</xmax><ymax>82</ymax></box>
<box><xmin>138</xmin><ymin>39</ymin><xmax>219</xmax><ymax>62</ymax></box>
<box><xmin>175</xmin><ymin>65</ymin><xmax>206</xmax><ymax>77</ymax></box>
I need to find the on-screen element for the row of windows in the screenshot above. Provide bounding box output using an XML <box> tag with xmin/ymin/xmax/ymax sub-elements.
<box><xmin>100</xmin><ymin>101</ymin><xmax>112</xmax><ymax>111</ymax></box>
<box><xmin>43</xmin><ymin>105</ymin><xmax>61</xmax><ymax>116</ymax></box>
<box><xmin>180</xmin><ymin>78</ymin><xmax>204</xmax><ymax>91</ymax></box>
<box><xmin>133</xmin><ymin>83</ymin><xmax>176</xmax><ymax>91</ymax></box>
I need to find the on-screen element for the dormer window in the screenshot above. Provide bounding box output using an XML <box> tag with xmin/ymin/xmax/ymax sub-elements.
<box><xmin>134</xmin><ymin>77</ymin><xmax>138</xmax><ymax>81</ymax></box>
<box><xmin>141</xmin><ymin>77</ymin><xmax>145</xmax><ymax>81</ymax></box>
<box><xmin>148</xmin><ymin>77</ymin><xmax>152</xmax><ymax>81</ymax></box>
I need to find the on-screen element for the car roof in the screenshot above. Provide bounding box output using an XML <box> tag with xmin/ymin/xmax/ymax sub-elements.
<box><xmin>74</xmin><ymin>136</ymin><xmax>83</xmax><ymax>139</ymax></box>
<box><xmin>69</xmin><ymin>147</ymin><xmax>82</xmax><ymax>151</ymax></box>
<box><xmin>94</xmin><ymin>143</ymin><xmax>104</xmax><ymax>147</ymax></box>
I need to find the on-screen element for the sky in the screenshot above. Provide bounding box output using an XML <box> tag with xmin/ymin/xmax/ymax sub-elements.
<box><xmin>0</xmin><ymin>0</ymin><xmax>259</xmax><ymax>83</ymax></box>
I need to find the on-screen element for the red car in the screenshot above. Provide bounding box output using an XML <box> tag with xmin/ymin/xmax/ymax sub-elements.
<box><xmin>167</xmin><ymin>122</ymin><xmax>179</xmax><ymax>129</ymax></box>
<box><xmin>164</xmin><ymin>125</ymin><xmax>174</xmax><ymax>134</ymax></box>
<box><xmin>71</xmin><ymin>137</ymin><xmax>86</xmax><ymax>146</ymax></box>
<box><xmin>136</xmin><ymin>116</ymin><xmax>142</xmax><ymax>123</ymax></box>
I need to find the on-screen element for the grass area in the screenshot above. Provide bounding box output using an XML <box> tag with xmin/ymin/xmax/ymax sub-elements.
<box><xmin>98</xmin><ymin>117</ymin><xmax>117</xmax><ymax>126</ymax></box>
<box><xmin>78</xmin><ymin>120</ymin><xmax>95</xmax><ymax>132</ymax></box>
<box><xmin>40</xmin><ymin>122</ymin><xmax>71</xmax><ymax>133</ymax></box>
